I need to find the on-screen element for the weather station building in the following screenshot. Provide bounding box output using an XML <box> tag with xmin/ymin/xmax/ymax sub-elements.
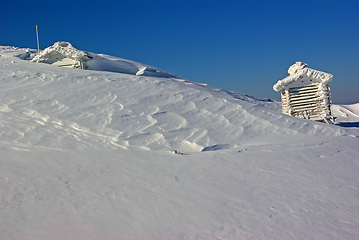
<box><xmin>273</xmin><ymin>62</ymin><xmax>334</xmax><ymax>123</ymax></box>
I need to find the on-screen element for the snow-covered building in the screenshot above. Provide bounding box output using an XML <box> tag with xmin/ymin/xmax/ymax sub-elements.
<box><xmin>273</xmin><ymin>62</ymin><xmax>334</xmax><ymax>123</ymax></box>
<box><xmin>31</xmin><ymin>41</ymin><xmax>92</xmax><ymax>69</ymax></box>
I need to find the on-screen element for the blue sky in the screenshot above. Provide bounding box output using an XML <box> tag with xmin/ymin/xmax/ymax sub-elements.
<box><xmin>2</xmin><ymin>0</ymin><xmax>359</xmax><ymax>103</ymax></box>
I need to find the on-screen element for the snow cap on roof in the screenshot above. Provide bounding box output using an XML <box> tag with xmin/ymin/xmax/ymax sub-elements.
<box><xmin>273</xmin><ymin>62</ymin><xmax>334</xmax><ymax>92</ymax></box>
<box><xmin>288</xmin><ymin>61</ymin><xmax>308</xmax><ymax>75</ymax></box>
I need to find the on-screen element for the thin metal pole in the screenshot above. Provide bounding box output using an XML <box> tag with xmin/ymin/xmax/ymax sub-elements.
<box><xmin>36</xmin><ymin>24</ymin><xmax>40</xmax><ymax>54</ymax></box>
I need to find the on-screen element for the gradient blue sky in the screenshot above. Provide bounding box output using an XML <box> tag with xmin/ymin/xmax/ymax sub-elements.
<box><xmin>2</xmin><ymin>0</ymin><xmax>359</xmax><ymax>103</ymax></box>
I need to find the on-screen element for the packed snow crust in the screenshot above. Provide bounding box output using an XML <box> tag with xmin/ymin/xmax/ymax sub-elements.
<box><xmin>1</xmin><ymin>46</ymin><xmax>359</xmax><ymax>240</ymax></box>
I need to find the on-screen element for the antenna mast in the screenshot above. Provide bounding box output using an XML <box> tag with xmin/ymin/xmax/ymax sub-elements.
<box><xmin>36</xmin><ymin>24</ymin><xmax>40</xmax><ymax>54</ymax></box>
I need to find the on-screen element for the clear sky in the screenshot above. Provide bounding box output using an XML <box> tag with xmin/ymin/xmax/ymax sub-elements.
<box><xmin>2</xmin><ymin>0</ymin><xmax>359</xmax><ymax>104</ymax></box>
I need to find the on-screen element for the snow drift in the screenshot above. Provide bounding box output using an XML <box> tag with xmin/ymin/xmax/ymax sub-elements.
<box><xmin>31</xmin><ymin>41</ymin><xmax>181</xmax><ymax>78</ymax></box>
<box><xmin>1</xmin><ymin>45</ymin><xmax>359</xmax><ymax>240</ymax></box>
<box><xmin>2</xmin><ymin>45</ymin><xmax>357</xmax><ymax>152</ymax></box>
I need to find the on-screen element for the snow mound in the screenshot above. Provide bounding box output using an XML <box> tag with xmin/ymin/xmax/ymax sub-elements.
<box><xmin>332</xmin><ymin>103</ymin><xmax>359</xmax><ymax>127</ymax></box>
<box><xmin>1</xmin><ymin>46</ymin><xmax>358</xmax><ymax>152</ymax></box>
<box><xmin>31</xmin><ymin>41</ymin><xmax>92</xmax><ymax>63</ymax></box>
<box><xmin>30</xmin><ymin>41</ymin><xmax>181</xmax><ymax>78</ymax></box>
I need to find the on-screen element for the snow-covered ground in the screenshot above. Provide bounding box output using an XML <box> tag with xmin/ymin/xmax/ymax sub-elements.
<box><xmin>1</xmin><ymin>45</ymin><xmax>359</xmax><ymax>240</ymax></box>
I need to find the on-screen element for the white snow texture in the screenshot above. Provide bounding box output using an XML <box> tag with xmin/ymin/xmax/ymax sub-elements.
<box><xmin>1</xmin><ymin>44</ymin><xmax>359</xmax><ymax>240</ymax></box>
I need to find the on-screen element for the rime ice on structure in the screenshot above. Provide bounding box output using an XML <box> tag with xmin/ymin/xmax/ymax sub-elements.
<box><xmin>31</xmin><ymin>41</ymin><xmax>92</xmax><ymax>69</ymax></box>
<box><xmin>273</xmin><ymin>62</ymin><xmax>334</xmax><ymax>123</ymax></box>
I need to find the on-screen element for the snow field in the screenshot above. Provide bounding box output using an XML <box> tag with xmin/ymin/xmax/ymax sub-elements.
<box><xmin>1</xmin><ymin>46</ymin><xmax>359</xmax><ymax>239</ymax></box>
<box><xmin>2</xmin><ymin>136</ymin><xmax>359</xmax><ymax>239</ymax></box>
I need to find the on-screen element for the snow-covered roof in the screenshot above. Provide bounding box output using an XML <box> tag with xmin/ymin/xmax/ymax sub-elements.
<box><xmin>273</xmin><ymin>62</ymin><xmax>334</xmax><ymax>92</ymax></box>
<box><xmin>31</xmin><ymin>41</ymin><xmax>92</xmax><ymax>63</ymax></box>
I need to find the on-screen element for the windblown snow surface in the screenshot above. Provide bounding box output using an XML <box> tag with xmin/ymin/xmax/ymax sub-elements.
<box><xmin>1</xmin><ymin>46</ymin><xmax>359</xmax><ymax>240</ymax></box>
